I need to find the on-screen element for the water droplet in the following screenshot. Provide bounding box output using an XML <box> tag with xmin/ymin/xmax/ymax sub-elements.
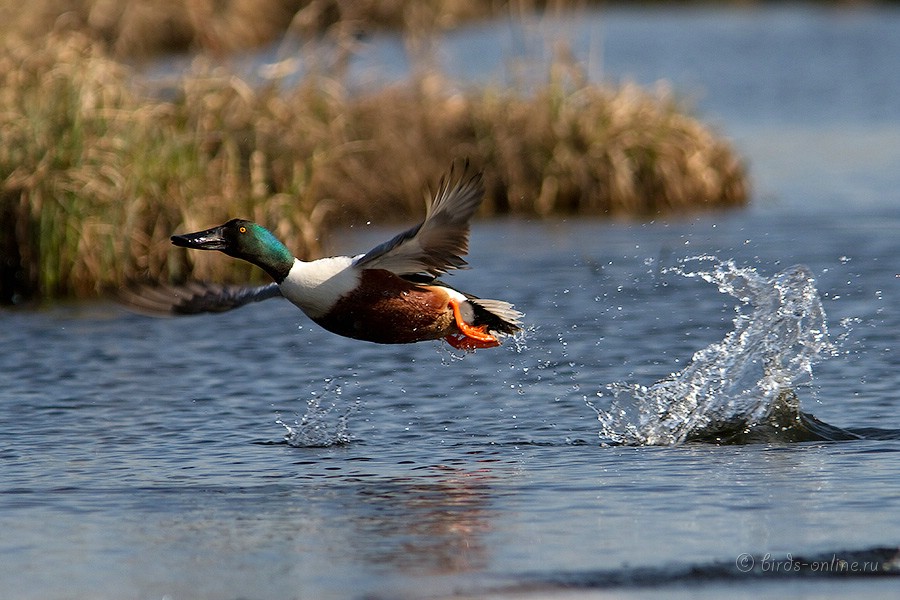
<box><xmin>595</xmin><ymin>259</ymin><xmax>834</xmax><ymax>445</ymax></box>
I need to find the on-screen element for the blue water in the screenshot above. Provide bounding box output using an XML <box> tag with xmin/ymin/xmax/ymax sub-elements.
<box><xmin>3</xmin><ymin>6</ymin><xmax>900</xmax><ymax>600</ymax></box>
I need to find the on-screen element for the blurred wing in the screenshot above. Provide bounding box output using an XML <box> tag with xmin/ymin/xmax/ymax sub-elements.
<box><xmin>353</xmin><ymin>164</ymin><xmax>484</xmax><ymax>277</ymax></box>
<box><xmin>119</xmin><ymin>282</ymin><xmax>282</xmax><ymax>316</ymax></box>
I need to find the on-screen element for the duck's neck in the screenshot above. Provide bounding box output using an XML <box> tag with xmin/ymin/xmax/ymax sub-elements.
<box><xmin>258</xmin><ymin>257</ymin><xmax>294</xmax><ymax>283</ymax></box>
<box><xmin>243</xmin><ymin>239</ymin><xmax>295</xmax><ymax>283</ymax></box>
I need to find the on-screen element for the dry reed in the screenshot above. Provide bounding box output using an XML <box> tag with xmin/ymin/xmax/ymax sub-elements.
<box><xmin>0</xmin><ymin>23</ymin><xmax>747</xmax><ymax>304</ymax></box>
<box><xmin>0</xmin><ymin>0</ymin><xmax>506</xmax><ymax>59</ymax></box>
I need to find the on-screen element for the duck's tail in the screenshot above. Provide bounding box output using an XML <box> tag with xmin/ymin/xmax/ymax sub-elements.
<box><xmin>444</xmin><ymin>295</ymin><xmax>523</xmax><ymax>350</ymax></box>
<box><xmin>467</xmin><ymin>297</ymin><xmax>523</xmax><ymax>336</ymax></box>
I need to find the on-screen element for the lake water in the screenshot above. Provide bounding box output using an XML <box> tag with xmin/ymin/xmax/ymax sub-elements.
<box><xmin>2</xmin><ymin>6</ymin><xmax>900</xmax><ymax>600</ymax></box>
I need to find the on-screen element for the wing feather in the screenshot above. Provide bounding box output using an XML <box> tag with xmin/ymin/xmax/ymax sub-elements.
<box><xmin>119</xmin><ymin>282</ymin><xmax>282</xmax><ymax>316</ymax></box>
<box><xmin>353</xmin><ymin>164</ymin><xmax>484</xmax><ymax>277</ymax></box>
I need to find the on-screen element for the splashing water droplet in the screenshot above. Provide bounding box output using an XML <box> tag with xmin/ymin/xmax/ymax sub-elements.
<box><xmin>597</xmin><ymin>257</ymin><xmax>836</xmax><ymax>445</ymax></box>
<box><xmin>278</xmin><ymin>381</ymin><xmax>360</xmax><ymax>447</ymax></box>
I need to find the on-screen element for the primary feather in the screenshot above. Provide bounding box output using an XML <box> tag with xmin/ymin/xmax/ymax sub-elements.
<box><xmin>120</xmin><ymin>282</ymin><xmax>282</xmax><ymax>316</ymax></box>
<box><xmin>353</xmin><ymin>166</ymin><xmax>484</xmax><ymax>277</ymax></box>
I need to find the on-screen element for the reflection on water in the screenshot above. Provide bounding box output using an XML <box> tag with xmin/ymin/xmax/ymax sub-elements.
<box><xmin>347</xmin><ymin>465</ymin><xmax>496</xmax><ymax>574</ymax></box>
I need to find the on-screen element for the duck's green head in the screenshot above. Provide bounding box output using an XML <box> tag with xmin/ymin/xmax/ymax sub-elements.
<box><xmin>171</xmin><ymin>218</ymin><xmax>294</xmax><ymax>282</ymax></box>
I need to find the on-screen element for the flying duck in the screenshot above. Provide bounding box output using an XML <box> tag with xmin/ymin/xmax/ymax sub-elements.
<box><xmin>130</xmin><ymin>166</ymin><xmax>522</xmax><ymax>350</ymax></box>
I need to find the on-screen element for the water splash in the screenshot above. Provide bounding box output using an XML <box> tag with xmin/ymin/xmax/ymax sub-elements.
<box><xmin>438</xmin><ymin>326</ymin><xmax>534</xmax><ymax>364</ymax></box>
<box><xmin>277</xmin><ymin>379</ymin><xmax>359</xmax><ymax>447</ymax></box>
<box><xmin>596</xmin><ymin>257</ymin><xmax>838</xmax><ymax>445</ymax></box>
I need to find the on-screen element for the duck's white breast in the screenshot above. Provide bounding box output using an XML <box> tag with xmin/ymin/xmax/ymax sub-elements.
<box><xmin>279</xmin><ymin>256</ymin><xmax>359</xmax><ymax>318</ymax></box>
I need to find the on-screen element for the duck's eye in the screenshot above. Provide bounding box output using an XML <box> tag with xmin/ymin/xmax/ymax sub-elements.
<box><xmin>239</xmin><ymin>226</ymin><xmax>247</xmax><ymax>234</ymax></box>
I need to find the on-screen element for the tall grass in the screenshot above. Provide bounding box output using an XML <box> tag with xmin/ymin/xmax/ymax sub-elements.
<box><xmin>0</xmin><ymin>0</ymin><xmax>505</xmax><ymax>59</ymax></box>
<box><xmin>0</xmin><ymin>27</ymin><xmax>747</xmax><ymax>304</ymax></box>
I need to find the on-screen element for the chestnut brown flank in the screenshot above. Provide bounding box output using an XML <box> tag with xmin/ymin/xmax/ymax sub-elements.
<box><xmin>313</xmin><ymin>270</ymin><xmax>455</xmax><ymax>344</ymax></box>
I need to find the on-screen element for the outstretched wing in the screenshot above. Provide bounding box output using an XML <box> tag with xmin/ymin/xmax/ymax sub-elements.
<box><xmin>353</xmin><ymin>164</ymin><xmax>484</xmax><ymax>277</ymax></box>
<box><xmin>119</xmin><ymin>281</ymin><xmax>282</xmax><ymax>316</ymax></box>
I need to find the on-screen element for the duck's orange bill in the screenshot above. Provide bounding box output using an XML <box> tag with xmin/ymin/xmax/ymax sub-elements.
<box><xmin>445</xmin><ymin>300</ymin><xmax>501</xmax><ymax>350</ymax></box>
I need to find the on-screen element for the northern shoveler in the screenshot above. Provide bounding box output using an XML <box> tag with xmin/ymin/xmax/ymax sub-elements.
<box><xmin>129</xmin><ymin>166</ymin><xmax>522</xmax><ymax>350</ymax></box>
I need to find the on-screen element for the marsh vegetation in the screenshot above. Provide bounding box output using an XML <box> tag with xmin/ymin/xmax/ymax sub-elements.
<box><xmin>0</xmin><ymin>1</ymin><xmax>748</xmax><ymax>303</ymax></box>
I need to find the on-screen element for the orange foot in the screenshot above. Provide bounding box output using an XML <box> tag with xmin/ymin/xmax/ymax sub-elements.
<box><xmin>445</xmin><ymin>299</ymin><xmax>501</xmax><ymax>350</ymax></box>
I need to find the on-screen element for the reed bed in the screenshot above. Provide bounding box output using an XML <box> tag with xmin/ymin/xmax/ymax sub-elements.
<box><xmin>3</xmin><ymin>0</ymin><xmax>868</xmax><ymax>59</ymax></box>
<box><xmin>2</xmin><ymin>1</ymin><xmax>560</xmax><ymax>58</ymax></box>
<box><xmin>0</xmin><ymin>28</ymin><xmax>747</xmax><ymax>303</ymax></box>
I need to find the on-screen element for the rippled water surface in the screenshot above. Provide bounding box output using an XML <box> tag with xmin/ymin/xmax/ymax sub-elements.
<box><xmin>3</xmin><ymin>6</ymin><xmax>900</xmax><ymax>600</ymax></box>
